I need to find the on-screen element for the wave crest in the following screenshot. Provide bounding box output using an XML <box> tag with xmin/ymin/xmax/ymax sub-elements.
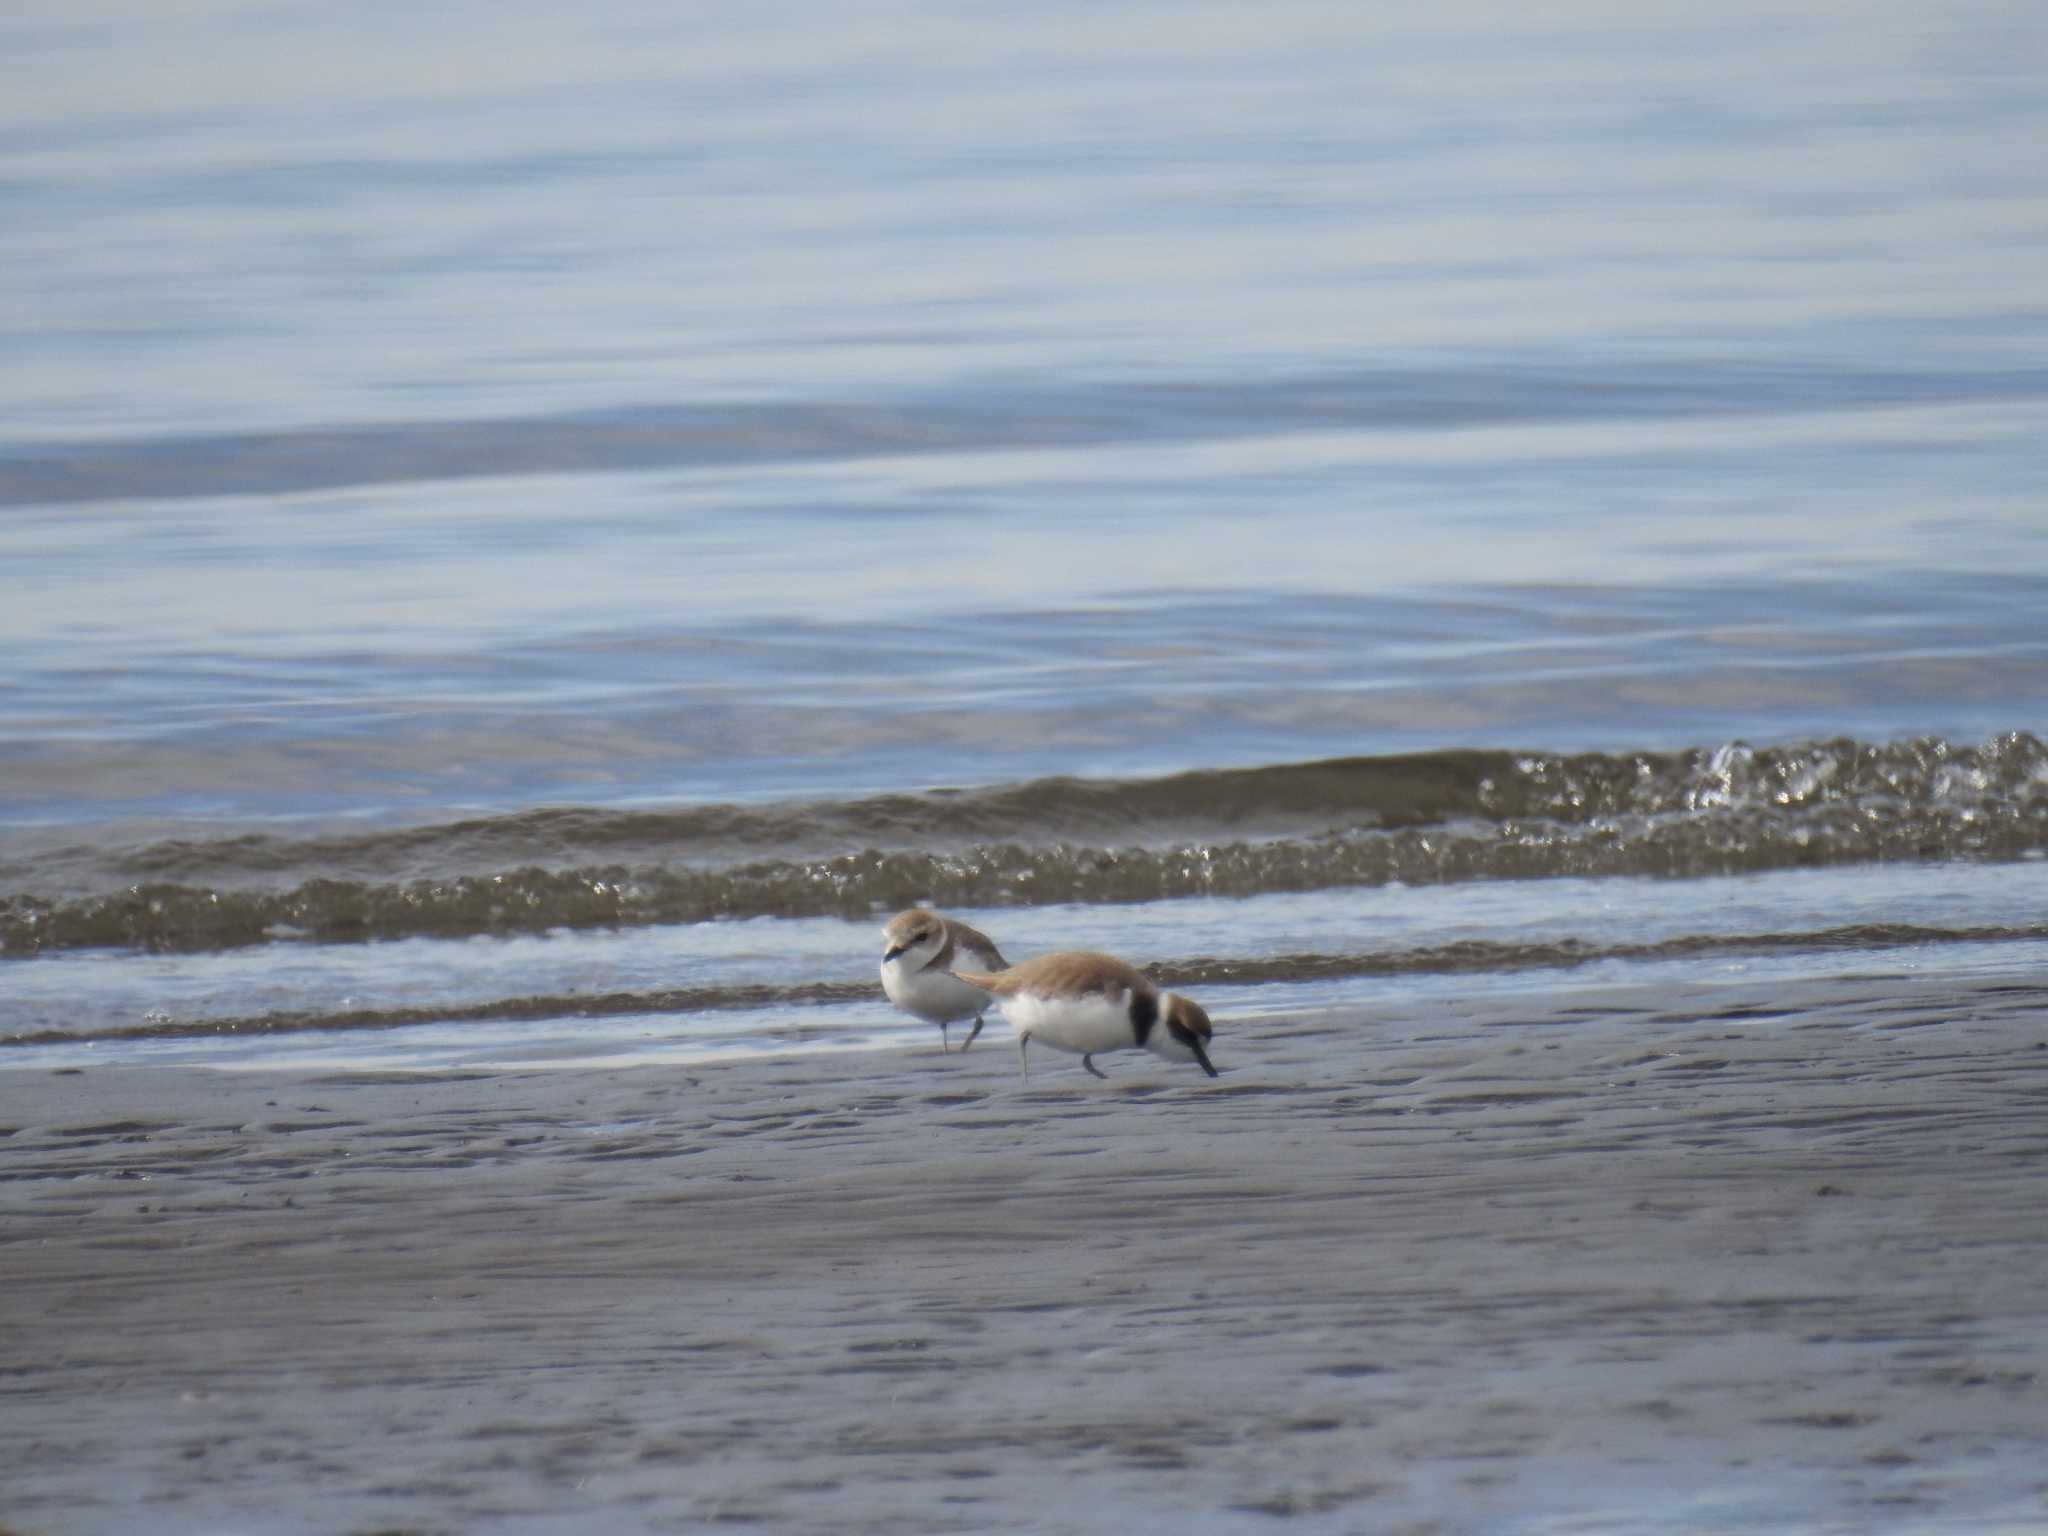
<box><xmin>5</xmin><ymin>733</ymin><xmax>2042</xmax><ymax>956</ymax></box>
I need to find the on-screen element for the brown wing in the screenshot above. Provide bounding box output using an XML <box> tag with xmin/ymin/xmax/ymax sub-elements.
<box><xmin>956</xmin><ymin>950</ymin><xmax>1154</xmax><ymax>998</ymax></box>
<box><xmin>943</xmin><ymin>917</ymin><xmax>1008</xmax><ymax>971</ymax></box>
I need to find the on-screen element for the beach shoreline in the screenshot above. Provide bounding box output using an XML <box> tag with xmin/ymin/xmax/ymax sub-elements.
<box><xmin>4</xmin><ymin>969</ymin><xmax>2046</xmax><ymax>1534</ymax></box>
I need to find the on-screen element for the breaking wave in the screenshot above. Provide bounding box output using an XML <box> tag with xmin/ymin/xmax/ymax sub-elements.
<box><xmin>4</xmin><ymin>733</ymin><xmax>2043</xmax><ymax>957</ymax></box>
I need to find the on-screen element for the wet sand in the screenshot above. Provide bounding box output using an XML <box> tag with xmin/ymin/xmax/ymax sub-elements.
<box><xmin>3</xmin><ymin>970</ymin><xmax>2046</xmax><ymax>1535</ymax></box>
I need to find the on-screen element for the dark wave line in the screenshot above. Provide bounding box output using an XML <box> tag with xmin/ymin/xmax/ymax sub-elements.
<box><xmin>1160</xmin><ymin>921</ymin><xmax>2048</xmax><ymax>988</ymax></box>
<box><xmin>4</xmin><ymin>734</ymin><xmax>2042</xmax><ymax>957</ymax></box>
<box><xmin>23</xmin><ymin>733</ymin><xmax>2048</xmax><ymax>893</ymax></box>
<box><xmin>87</xmin><ymin>749</ymin><xmax>1519</xmax><ymax>883</ymax></box>
<box><xmin>4</xmin><ymin>803</ymin><xmax>2044</xmax><ymax>958</ymax></box>
<box><xmin>6</xmin><ymin>361</ymin><xmax>2045</xmax><ymax>506</ymax></box>
<box><xmin>8</xmin><ymin>921</ymin><xmax>2042</xmax><ymax>1048</ymax></box>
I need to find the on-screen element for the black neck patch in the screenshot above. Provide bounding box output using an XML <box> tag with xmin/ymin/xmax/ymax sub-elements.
<box><xmin>1128</xmin><ymin>989</ymin><xmax>1159</xmax><ymax>1045</ymax></box>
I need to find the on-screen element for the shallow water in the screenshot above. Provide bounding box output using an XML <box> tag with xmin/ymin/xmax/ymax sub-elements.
<box><xmin>10</xmin><ymin>858</ymin><xmax>2048</xmax><ymax>1075</ymax></box>
<box><xmin>3</xmin><ymin>0</ymin><xmax>2047</xmax><ymax>1075</ymax></box>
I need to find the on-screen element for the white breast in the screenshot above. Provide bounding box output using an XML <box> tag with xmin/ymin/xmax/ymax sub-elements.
<box><xmin>881</xmin><ymin>958</ymin><xmax>992</xmax><ymax>1026</ymax></box>
<box><xmin>1001</xmin><ymin>988</ymin><xmax>1138</xmax><ymax>1055</ymax></box>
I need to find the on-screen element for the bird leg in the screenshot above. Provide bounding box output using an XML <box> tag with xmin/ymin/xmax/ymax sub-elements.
<box><xmin>960</xmin><ymin>1014</ymin><xmax>984</xmax><ymax>1052</ymax></box>
<box><xmin>1081</xmin><ymin>1053</ymin><xmax>1108</xmax><ymax>1080</ymax></box>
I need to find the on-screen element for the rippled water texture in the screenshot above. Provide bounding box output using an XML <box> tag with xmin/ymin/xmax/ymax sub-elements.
<box><xmin>5</xmin><ymin>10</ymin><xmax>2048</xmax><ymax>1533</ymax></box>
<box><xmin>2</xmin><ymin>0</ymin><xmax>2046</xmax><ymax>1071</ymax></box>
<box><xmin>4</xmin><ymin>734</ymin><xmax>2045</xmax><ymax>960</ymax></box>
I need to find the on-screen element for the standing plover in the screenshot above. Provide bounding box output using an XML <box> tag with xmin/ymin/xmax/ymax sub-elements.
<box><xmin>879</xmin><ymin>908</ymin><xmax>1010</xmax><ymax>1052</ymax></box>
<box><xmin>950</xmin><ymin>950</ymin><xmax>1218</xmax><ymax>1081</ymax></box>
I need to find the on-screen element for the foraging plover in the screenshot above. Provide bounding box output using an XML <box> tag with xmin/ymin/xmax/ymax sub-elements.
<box><xmin>949</xmin><ymin>950</ymin><xmax>1218</xmax><ymax>1081</ymax></box>
<box><xmin>879</xmin><ymin>908</ymin><xmax>1010</xmax><ymax>1052</ymax></box>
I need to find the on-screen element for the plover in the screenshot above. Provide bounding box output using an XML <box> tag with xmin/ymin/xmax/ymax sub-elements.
<box><xmin>949</xmin><ymin>950</ymin><xmax>1218</xmax><ymax>1081</ymax></box>
<box><xmin>879</xmin><ymin>908</ymin><xmax>1010</xmax><ymax>1052</ymax></box>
